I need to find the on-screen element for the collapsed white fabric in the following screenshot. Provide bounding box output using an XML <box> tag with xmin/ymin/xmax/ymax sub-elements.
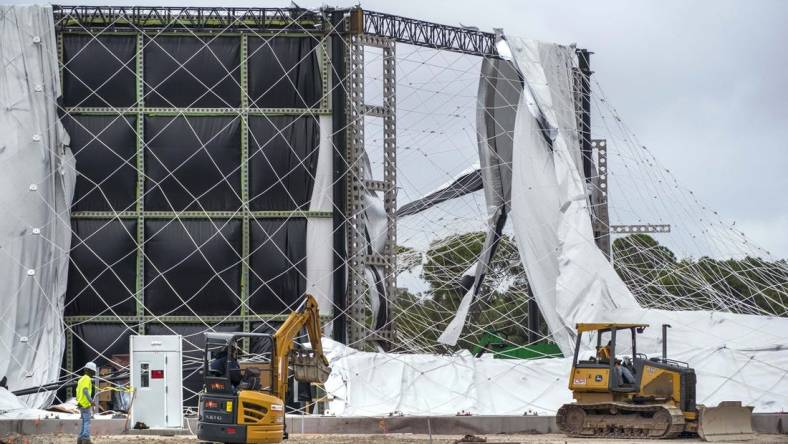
<box><xmin>507</xmin><ymin>37</ymin><xmax>641</xmax><ymax>356</ymax></box>
<box><xmin>505</xmin><ymin>36</ymin><xmax>788</xmax><ymax>410</ymax></box>
<box><xmin>323</xmin><ymin>338</ymin><xmax>573</xmax><ymax>416</ymax></box>
<box><xmin>306</xmin><ymin>115</ymin><xmax>334</xmax><ymax>315</ymax></box>
<box><xmin>322</xmin><ymin>36</ymin><xmax>788</xmax><ymax>416</ymax></box>
<box><xmin>323</xmin><ymin>330</ymin><xmax>788</xmax><ymax>415</ymax></box>
<box><xmin>0</xmin><ymin>5</ymin><xmax>75</xmax><ymax>408</ymax></box>
<box><xmin>0</xmin><ymin>388</ymin><xmax>70</xmax><ymax>419</ymax></box>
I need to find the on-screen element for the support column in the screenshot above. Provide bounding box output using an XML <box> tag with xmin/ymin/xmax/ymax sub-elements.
<box><xmin>135</xmin><ymin>33</ymin><xmax>146</xmax><ymax>335</ymax></box>
<box><xmin>592</xmin><ymin>139</ymin><xmax>611</xmax><ymax>259</ymax></box>
<box><xmin>575</xmin><ymin>49</ymin><xmax>593</xmax><ymax>181</ymax></box>
<box><xmin>381</xmin><ymin>39</ymin><xmax>397</xmax><ymax>323</ymax></box>
<box><xmin>344</xmin><ymin>32</ymin><xmax>367</xmax><ymax>346</ymax></box>
<box><xmin>240</xmin><ymin>33</ymin><xmax>251</xmax><ymax>350</ymax></box>
<box><xmin>330</xmin><ymin>10</ymin><xmax>348</xmax><ymax>344</ymax></box>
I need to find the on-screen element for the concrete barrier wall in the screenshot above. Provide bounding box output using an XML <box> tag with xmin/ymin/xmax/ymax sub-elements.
<box><xmin>2</xmin><ymin>414</ymin><xmax>786</xmax><ymax>438</ymax></box>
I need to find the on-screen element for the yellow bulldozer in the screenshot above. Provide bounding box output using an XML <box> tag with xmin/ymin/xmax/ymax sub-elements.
<box><xmin>196</xmin><ymin>294</ymin><xmax>330</xmax><ymax>444</ymax></box>
<box><xmin>557</xmin><ymin>323</ymin><xmax>754</xmax><ymax>441</ymax></box>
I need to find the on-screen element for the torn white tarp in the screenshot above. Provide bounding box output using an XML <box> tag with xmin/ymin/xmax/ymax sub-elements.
<box><xmin>322</xmin><ymin>334</ymin><xmax>788</xmax><ymax>416</ymax></box>
<box><xmin>323</xmin><ymin>338</ymin><xmax>573</xmax><ymax>416</ymax></box>
<box><xmin>0</xmin><ymin>388</ymin><xmax>70</xmax><ymax>419</ymax></box>
<box><xmin>306</xmin><ymin>115</ymin><xmax>334</xmax><ymax>315</ymax></box>
<box><xmin>437</xmin><ymin>56</ymin><xmax>523</xmax><ymax>346</ymax></box>
<box><xmin>354</xmin><ymin>36</ymin><xmax>788</xmax><ymax>416</ymax></box>
<box><xmin>0</xmin><ymin>5</ymin><xmax>75</xmax><ymax>408</ymax></box>
<box><xmin>504</xmin><ymin>36</ymin><xmax>788</xmax><ymax>408</ymax></box>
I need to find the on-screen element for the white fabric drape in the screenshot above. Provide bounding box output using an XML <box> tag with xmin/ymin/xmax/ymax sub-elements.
<box><xmin>0</xmin><ymin>5</ymin><xmax>75</xmax><ymax>407</ymax></box>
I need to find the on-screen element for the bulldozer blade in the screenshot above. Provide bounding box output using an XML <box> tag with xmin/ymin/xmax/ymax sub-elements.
<box><xmin>698</xmin><ymin>401</ymin><xmax>755</xmax><ymax>442</ymax></box>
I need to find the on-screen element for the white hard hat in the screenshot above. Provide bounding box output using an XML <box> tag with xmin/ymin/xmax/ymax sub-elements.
<box><xmin>84</xmin><ymin>362</ymin><xmax>97</xmax><ymax>373</ymax></box>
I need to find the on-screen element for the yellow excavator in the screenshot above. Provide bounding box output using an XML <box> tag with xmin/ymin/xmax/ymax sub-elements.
<box><xmin>557</xmin><ymin>323</ymin><xmax>754</xmax><ymax>441</ymax></box>
<box><xmin>196</xmin><ymin>294</ymin><xmax>330</xmax><ymax>444</ymax></box>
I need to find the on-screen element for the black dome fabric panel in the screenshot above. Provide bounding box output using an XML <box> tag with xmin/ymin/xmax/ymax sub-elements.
<box><xmin>144</xmin><ymin>36</ymin><xmax>241</xmax><ymax>108</ymax></box>
<box><xmin>144</xmin><ymin>219</ymin><xmax>242</xmax><ymax>316</ymax></box>
<box><xmin>63</xmin><ymin>115</ymin><xmax>138</xmax><ymax>212</ymax></box>
<box><xmin>145</xmin><ymin>116</ymin><xmax>242</xmax><ymax>211</ymax></box>
<box><xmin>72</xmin><ymin>323</ymin><xmax>135</xmax><ymax>368</ymax></box>
<box><xmin>248</xmin><ymin>116</ymin><xmax>319</xmax><ymax>211</ymax></box>
<box><xmin>249</xmin><ymin>218</ymin><xmax>306</xmax><ymax>312</ymax></box>
<box><xmin>63</xmin><ymin>35</ymin><xmax>136</xmax><ymax>107</ymax></box>
<box><xmin>66</xmin><ymin>219</ymin><xmax>138</xmax><ymax>316</ymax></box>
<box><xmin>248</xmin><ymin>37</ymin><xmax>323</xmax><ymax>108</ymax></box>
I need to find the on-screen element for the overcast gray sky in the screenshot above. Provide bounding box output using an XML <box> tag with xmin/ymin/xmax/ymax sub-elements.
<box><xmin>359</xmin><ymin>0</ymin><xmax>788</xmax><ymax>258</ymax></box>
<box><xmin>38</xmin><ymin>0</ymin><xmax>788</xmax><ymax>258</ymax></box>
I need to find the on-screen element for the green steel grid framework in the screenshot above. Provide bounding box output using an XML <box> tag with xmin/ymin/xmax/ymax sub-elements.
<box><xmin>59</xmin><ymin>27</ymin><xmax>334</xmax><ymax>376</ymax></box>
<box><xmin>54</xmin><ymin>6</ymin><xmax>606</xmax><ymax>375</ymax></box>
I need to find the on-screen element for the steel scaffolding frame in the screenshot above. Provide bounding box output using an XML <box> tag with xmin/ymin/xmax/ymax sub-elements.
<box><xmin>54</xmin><ymin>5</ymin><xmax>613</xmax><ymax>355</ymax></box>
<box><xmin>57</xmin><ymin>20</ymin><xmax>334</xmax><ymax>374</ymax></box>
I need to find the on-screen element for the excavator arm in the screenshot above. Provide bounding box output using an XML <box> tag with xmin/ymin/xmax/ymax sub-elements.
<box><xmin>271</xmin><ymin>294</ymin><xmax>330</xmax><ymax>401</ymax></box>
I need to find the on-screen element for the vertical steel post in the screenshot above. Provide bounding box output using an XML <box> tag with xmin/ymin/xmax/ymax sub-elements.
<box><xmin>330</xmin><ymin>10</ymin><xmax>348</xmax><ymax>344</ymax></box>
<box><xmin>345</xmin><ymin>31</ymin><xmax>367</xmax><ymax>347</ymax></box>
<box><xmin>592</xmin><ymin>139</ymin><xmax>611</xmax><ymax>259</ymax></box>
<box><xmin>135</xmin><ymin>33</ymin><xmax>146</xmax><ymax>335</ymax></box>
<box><xmin>381</xmin><ymin>39</ymin><xmax>397</xmax><ymax>331</ymax></box>
<box><xmin>576</xmin><ymin>49</ymin><xmax>593</xmax><ymax>181</ymax></box>
<box><xmin>240</xmin><ymin>33</ymin><xmax>250</xmax><ymax>351</ymax></box>
<box><xmin>527</xmin><ymin>296</ymin><xmax>540</xmax><ymax>343</ymax></box>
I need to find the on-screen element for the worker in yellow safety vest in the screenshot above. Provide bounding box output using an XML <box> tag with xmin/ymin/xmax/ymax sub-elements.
<box><xmin>76</xmin><ymin>362</ymin><xmax>97</xmax><ymax>444</ymax></box>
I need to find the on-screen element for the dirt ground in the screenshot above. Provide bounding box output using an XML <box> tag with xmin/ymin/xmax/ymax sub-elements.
<box><xmin>3</xmin><ymin>433</ymin><xmax>788</xmax><ymax>444</ymax></box>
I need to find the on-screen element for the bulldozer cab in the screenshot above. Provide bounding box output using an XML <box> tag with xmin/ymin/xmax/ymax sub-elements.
<box><xmin>203</xmin><ymin>332</ymin><xmax>275</xmax><ymax>396</ymax></box>
<box><xmin>570</xmin><ymin>323</ymin><xmax>649</xmax><ymax>394</ymax></box>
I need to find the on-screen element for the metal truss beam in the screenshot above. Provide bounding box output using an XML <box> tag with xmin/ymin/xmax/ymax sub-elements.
<box><xmin>53</xmin><ymin>6</ymin><xmax>326</xmax><ymax>32</ymax></box>
<box><xmin>70</xmin><ymin>211</ymin><xmax>332</xmax><ymax>219</ymax></box>
<box><xmin>361</xmin><ymin>10</ymin><xmax>498</xmax><ymax>57</ymax></box>
<box><xmin>53</xmin><ymin>6</ymin><xmax>502</xmax><ymax>58</ymax></box>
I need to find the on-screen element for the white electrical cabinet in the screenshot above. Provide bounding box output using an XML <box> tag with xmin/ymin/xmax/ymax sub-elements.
<box><xmin>129</xmin><ymin>335</ymin><xmax>183</xmax><ymax>429</ymax></box>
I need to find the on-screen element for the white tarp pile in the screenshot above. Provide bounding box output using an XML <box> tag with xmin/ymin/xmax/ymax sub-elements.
<box><xmin>323</xmin><ymin>36</ymin><xmax>788</xmax><ymax>416</ymax></box>
<box><xmin>0</xmin><ymin>388</ymin><xmax>73</xmax><ymax>420</ymax></box>
<box><xmin>0</xmin><ymin>5</ymin><xmax>75</xmax><ymax>408</ymax></box>
<box><xmin>323</xmin><ymin>338</ymin><xmax>574</xmax><ymax>416</ymax></box>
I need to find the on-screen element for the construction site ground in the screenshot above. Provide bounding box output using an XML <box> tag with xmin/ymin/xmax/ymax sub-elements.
<box><xmin>3</xmin><ymin>434</ymin><xmax>788</xmax><ymax>443</ymax></box>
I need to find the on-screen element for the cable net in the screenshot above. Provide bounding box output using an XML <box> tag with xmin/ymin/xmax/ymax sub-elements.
<box><xmin>0</xmin><ymin>5</ymin><xmax>785</xmax><ymax>416</ymax></box>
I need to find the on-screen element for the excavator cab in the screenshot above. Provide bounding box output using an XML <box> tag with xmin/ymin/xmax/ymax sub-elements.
<box><xmin>197</xmin><ymin>295</ymin><xmax>330</xmax><ymax>444</ymax></box>
<box><xmin>198</xmin><ymin>333</ymin><xmax>285</xmax><ymax>444</ymax></box>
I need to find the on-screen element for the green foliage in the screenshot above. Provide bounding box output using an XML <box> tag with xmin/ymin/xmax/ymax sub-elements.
<box><xmin>393</xmin><ymin>231</ymin><xmax>787</xmax><ymax>354</ymax></box>
<box><xmin>613</xmin><ymin>234</ymin><xmax>788</xmax><ymax>315</ymax></box>
<box><xmin>394</xmin><ymin>232</ymin><xmax>543</xmax><ymax>353</ymax></box>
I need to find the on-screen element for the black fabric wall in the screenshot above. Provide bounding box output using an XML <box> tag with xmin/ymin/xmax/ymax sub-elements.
<box><xmin>145</xmin><ymin>116</ymin><xmax>242</xmax><ymax>211</ymax></box>
<box><xmin>63</xmin><ymin>35</ymin><xmax>137</xmax><ymax>107</ymax></box>
<box><xmin>66</xmin><ymin>219</ymin><xmax>138</xmax><ymax>316</ymax></box>
<box><xmin>61</xmin><ymin>32</ymin><xmax>326</xmax><ymax>388</ymax></box>
<box><xmin>248</xmin><ymin>116</ymin><xmax>320</xmax><ymax>211</ymax></box>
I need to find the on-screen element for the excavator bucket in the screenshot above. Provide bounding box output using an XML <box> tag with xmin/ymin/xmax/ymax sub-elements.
<box><xmin>697</xmin><ymin>401</ymin><xmax>755</xmax><ymax>442</ymax></box>
<box><xmin>291</xmin><ymin>349</ymin><xmax>331</xmax><ymax>383</ymax></box>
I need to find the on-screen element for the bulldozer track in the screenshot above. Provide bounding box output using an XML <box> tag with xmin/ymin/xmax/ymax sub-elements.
<box><xmin>557</xmin><ymin>402</ymin><xmax>686</xmax><ymax>439</ymax></box>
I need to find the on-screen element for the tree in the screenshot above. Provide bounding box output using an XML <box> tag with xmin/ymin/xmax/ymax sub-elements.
<box><xmin>613</xmin><ymin>234</ymin><xmax>788</xmax><ymax>316</ymax></box>
<box><xmin>393</xmin><ymin>232</ymin><xmax>541</xmax><ymax>353</ymax></box>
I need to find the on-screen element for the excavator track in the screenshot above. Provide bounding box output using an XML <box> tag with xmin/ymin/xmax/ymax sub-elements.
<box><xmin>557</xmin><ymin>402</ymin><xmax>686</xmax><ymax>439</ymax></box>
